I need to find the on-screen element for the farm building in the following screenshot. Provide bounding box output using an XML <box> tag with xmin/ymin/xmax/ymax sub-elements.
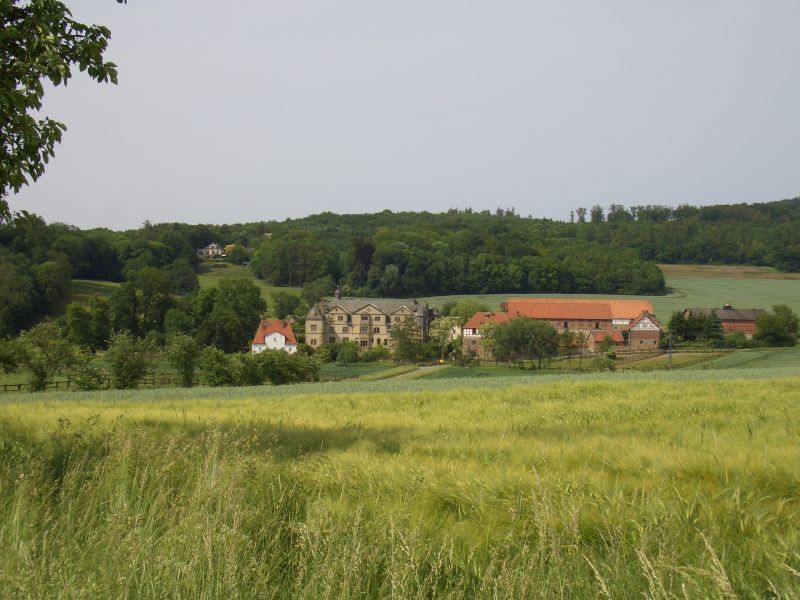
<box><xmin>251</xmin><ymin>319</ymin><xmax>298</xmax><ymax>354</ymax></box>
<box><xmin>682</xmin><ymin>304</ymin><xmax>765</xmax><ymax>337</ymax></box>
<box><xmin>463</xmin><ymin>299</ymin><xmax>662</xmax><ymax>359</ymax></box>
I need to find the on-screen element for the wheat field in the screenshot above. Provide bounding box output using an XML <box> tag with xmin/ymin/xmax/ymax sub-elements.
<box><xmin>1</xmin><ymin>371</ymin><xmax>799</xmax><ymax>598</ymax></box>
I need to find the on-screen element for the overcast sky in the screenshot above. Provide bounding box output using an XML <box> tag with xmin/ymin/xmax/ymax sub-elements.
<box><xmin>12</xmin><ymin>0</ymin><xmax>800</xmax><ymax>229</ymax></box>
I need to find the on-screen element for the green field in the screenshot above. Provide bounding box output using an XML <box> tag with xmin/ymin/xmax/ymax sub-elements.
<box><xmin>1</xmin><ymin>368</ymin><xmax>799</xmax><ymax>597</ymax></box>
<box><xmin>67</xmin><ymin>263</ymin><xmax>800</xmax><ymax>323</ymax></box>
<box><xmin>196</xmin><ymin>262</ymin><xmax>301</xmax><ymax>302</ymax></box>
<box><xmin>422</xmin><ymin>264</ymin><xmax>800</xmax><ymax>319</ymax></box>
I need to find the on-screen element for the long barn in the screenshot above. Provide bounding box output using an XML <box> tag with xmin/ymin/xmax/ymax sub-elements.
<box><xmin>463</xmin><ymin>298</ymin><xmax>662</xmax><ymax>360</ymax></box>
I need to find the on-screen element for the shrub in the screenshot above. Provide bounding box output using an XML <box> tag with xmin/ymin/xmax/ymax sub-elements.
<box><xmin>314</xmin><ymin>344</ymin><xmax>336</xmax><ymax>363</ymax></box>
<box><xmin>198</xmin><ymin>346</ymin><xmax>235</xmax><ymax>387</ymax></box>
<box><xmin>105</xmin><ymin>331</ymin><xmax>157</xmax><ymax>389</ymax></box>
<box><xmin>18</xmin><ymin>322</ymin><xmax>77</xmax><ymax>392</ymax></box>
<box><xmin>165</xmin><ymin>333</ymin><xmax>201</xmax><ymax>387</ymax></box>
<box><xmin>588</xmin><ymin>356</ymin><xmax>615</xmax><ymax>371</ymax></box>
<box><xmin>362</xmin><ymin>345</ymin><xmax>390</xmax><ymax>362</ymax></box>
<box><xmin>336</xmin><ymin>341</ymin><xmax>359</xmax><ymax>364</ymax></box>
<box><xmin>68</xmin><ymin>350</ymin><xmax>107</xmax><ymax>391</ymax></box>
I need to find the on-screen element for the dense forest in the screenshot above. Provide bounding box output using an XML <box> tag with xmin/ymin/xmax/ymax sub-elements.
<box><xmin>0</xmin><ymin>196</ymin><xmax>799</xmax><ymax>337</ymax></box>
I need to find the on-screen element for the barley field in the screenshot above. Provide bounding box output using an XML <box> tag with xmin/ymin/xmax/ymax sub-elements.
<box><xmin>1</xmin><ymin>370</ymin><xmax>799</xmax><ymax>598</ymax></box>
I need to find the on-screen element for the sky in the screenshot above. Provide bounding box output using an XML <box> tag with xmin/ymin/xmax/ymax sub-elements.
<box><xmin>12</xmin><ymin>0</ymin><xmax>800</xmax><ymax>229</ymax></box>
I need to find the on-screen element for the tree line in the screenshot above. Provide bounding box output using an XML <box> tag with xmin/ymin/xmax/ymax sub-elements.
<box><xmin>2</xmin><ymin>197</ymin><xmax>800</xmax><ymax>337</ymax></box>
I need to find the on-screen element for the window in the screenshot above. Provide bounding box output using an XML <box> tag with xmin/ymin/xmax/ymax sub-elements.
<box><xmin>343</xmin><ymin>326</ymin><xmax>349</xmax><ymax>333</ymax></box>
<box><xmin>373</xmin><ymin>327</ymin><xmax>380</xmax><ymax>334</ymax></box>
<box><xmin>343</xmin><ymin>337</ymin><xmax>349</xmax><ymax>342</ymax></box>
<box><xmin>310</xmin><ymin>324</ymin><xmax>317</xmax><ymax>332</ymax></box>
<box><xmin>337</xmin><ymin>315</ymin><xmax>344</xmax><ymax>322</ymax></box>
<box><xmin>360</xmin><ymin>340</ymin><xmax>368</xmax><ymax>347</ymax></box>
<box><xmin>563</xmin><ymin>321</ymin><xmax>568</xmax><ymax>329</ymax></box>
<box><xmin>310</xmin><ymin>339</ymin><xmax>317</xmax><ymax>346</ymax></box>
<box><xmin>361</xmin><ymin>315</ymin><xmax>369</xmax><ymax>321</ymax></box>
<box><xmin>360</xmin><ymin>327</ymin><xmax>368</xmax><ymax>334</ymax></box>
<box><xmin>394</xmin><ymin>316</ymin><xmax>401</xmax><ymax>323</ymax></box>
<box><xmin>329</xmin><ymin>337</ymin><xmax>336</xmax><ymax>343</ymax></box>
<box><xmin>595</xmin><ymin>322</ymin><xmax>599</xmax><ymax>329</ymax></box>
<box><xmin>374</xmin><ymin>316</ymin><xmax>381</xmax><ymax>323</ymax></box>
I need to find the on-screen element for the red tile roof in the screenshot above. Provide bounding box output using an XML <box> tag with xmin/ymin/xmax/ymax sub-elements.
<box><xmin>589</xmin><ymin>330</ymin><xmax>625</xmax><ymax>343</ymax></box>
<box><xmin>504</xmin><ymin>301</ymin><xmax>613</xmax><ymax>320</ymax></box>
<box><xmin>502</xmin><ymin>298</ymin><xmax>653</xmax><ymax>320</ymax></box>
<box><xmin>252</xmin><ymin>319</ymin><xmax>297</xmax><ymax>346</ymax></box>
<box><xmin>463</xmin><ymin>311</ymin><xmax>514</xmax><ymax>330</ymax></box>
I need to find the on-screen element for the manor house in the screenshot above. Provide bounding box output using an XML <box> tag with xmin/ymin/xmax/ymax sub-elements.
<box><xmin>305</xmin><ymin>288</ymin><xmax>435</xmax><ymax>350</ymax></box>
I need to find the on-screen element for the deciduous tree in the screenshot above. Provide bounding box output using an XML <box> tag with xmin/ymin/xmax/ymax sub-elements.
<box><xmin>1</xmin><ymin>0</ymin><xmax>118</xmax><ymax>219</ymax></box>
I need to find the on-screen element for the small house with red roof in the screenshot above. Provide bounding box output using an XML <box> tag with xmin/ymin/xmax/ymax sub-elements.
<box><xmin>251</xmin><ymin>319</ymin><xmax>298</xmax><ymax>355</ymax></box>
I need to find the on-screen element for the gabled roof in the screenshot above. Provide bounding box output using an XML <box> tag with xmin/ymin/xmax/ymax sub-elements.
<box><xmin>315</xmin><ymin>297</ymin><xmax>425</xmax><ymax>317</ymax></box>
<box><xmin>252</xmin><ymin>319</ymin><xmax>297</xmax><ymax>346</ymax></box>
<box><xmin>625</xmin><ymin>311</ymin><xmax>662</xmax><ymax>331</ymax></box>
<box><xmin>684</xmin><ymin>307</ymin><xmax>765</xmax><ymax>321</ymax></box>
<box><xmin>463</xmin><ymin>311</ymin><xmax>514</xmax><ymax>330</ymax></box>
<box><xmin>503</xmin><ymin>298</ymin><xmax>653</xmax><ymax>320</ymax></box>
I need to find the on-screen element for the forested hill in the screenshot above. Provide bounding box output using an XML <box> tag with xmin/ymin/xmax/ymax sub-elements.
<box><xmin>1</xmin><ymin>196</ymin><xmax>799</xmax><ymax>336</ymax></box>
<box><xmin>247</xmin><ymin>197</ymin><xmax>800</xmax><ymax>295</ymax></box>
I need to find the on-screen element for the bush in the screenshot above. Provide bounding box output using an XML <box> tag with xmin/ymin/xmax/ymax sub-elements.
<box><xmin>18</xmin><ymin>322</ymin><xmax>77</xmax><ymax>392</ymax></box>
<box><xmin>314</xmin><ymin>344</ymin><xmax>336</xmax><ymax>363</ymax></box>
<box><xmin>336</xmin><ymin>341</ymin><xmax>359</xmax><ymax>364</ymax></box>
<box><xmin>362</xmin><ymin>345</ymin><xmax>390</xmax><ymax>362</ymax></box>
<box><xmin>105</xmin><ymin>331</ymin><xmax>157</xmax><ymax>389</ymax></box>
<box><xmin>68</xmin><ymin>350</ymin><xmax>107</xmax><ymax>391</ymax></box>
<box><xmin>198</xmin><ymin>346</ymin><xmax>235</xmax><ymax>387</ymax></box>
<box><xmin>588</xmin><ymin>356</ymin><xmax>615</xmax><ymax>371</ymax></box>
<box><xmin>165</xmin><ymin>333</ymin><xmax>201</xmax><ymax>387</ymax></box>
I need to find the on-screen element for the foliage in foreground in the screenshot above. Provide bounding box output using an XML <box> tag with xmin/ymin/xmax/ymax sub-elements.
<box><xmin>0</xmin><ymin>376</ymin><xmax>798</xmax><ymax>598</ymax></box>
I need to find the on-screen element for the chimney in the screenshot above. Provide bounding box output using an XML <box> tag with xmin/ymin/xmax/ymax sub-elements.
<box><xmin>335</xmin><ymin>285</ymin><xmax>341</xmax><ymax>300</ymax></box>
<box><xmin>723</xmin><ymin>303</ymin><xmax>733</xmax><ymax>310</ymax></box>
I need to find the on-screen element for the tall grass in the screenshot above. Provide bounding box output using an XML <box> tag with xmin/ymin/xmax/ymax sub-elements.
<box><xmin>1</xmin><ymin>374</ymin><xmax>799</xmax><ymax>597</ymax></box>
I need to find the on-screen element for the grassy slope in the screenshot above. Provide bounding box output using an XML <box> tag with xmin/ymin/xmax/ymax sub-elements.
<box><xmin>1</xmin><ymin>369</ymin><xmax>799</xmax><ymax>597</ymax></box>
<box><xmin>196</xmin><ymin>262</ymin><xmax>302</xmax><ymax>302</ymax></box>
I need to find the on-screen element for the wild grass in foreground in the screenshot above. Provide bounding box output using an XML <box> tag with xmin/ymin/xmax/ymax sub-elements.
<box><xmin>1</xmin><ymin>375</ymin><xmax>799</xmax><ymax>598</ymax></box>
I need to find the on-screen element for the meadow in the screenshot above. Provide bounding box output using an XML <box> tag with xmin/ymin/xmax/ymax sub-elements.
<box><xmin>196</xmin><ymin>262</ymin><xmax>302</xmax><ymax>302</ymax></box>
<box><xmin>1</xmin><ymin>368</ymin><xmax>799</xmax><ymax>598</ymax></box>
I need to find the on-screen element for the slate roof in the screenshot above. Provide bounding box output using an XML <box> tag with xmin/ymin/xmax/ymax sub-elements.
<box><xmin>252</xmin><ymin>319</ymin><xmax>297</xmax><ymax>345</ymax></box>
<box><xmin>684</xmin><ymin>307</ymin><xmax>765</xmax><ymax>321</ymax></box>
<box><xmin>320</xmin><ymin>298</ymin><xmax>422</xmax><ymax>316</ymax></box>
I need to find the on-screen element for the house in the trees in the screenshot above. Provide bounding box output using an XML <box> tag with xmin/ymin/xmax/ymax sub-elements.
<box><xmin>304</xmin><ymin>287</ymin><xmax>435</xmax><ymax>351</ymax></box>
<box><xmin>463</xmin><ymin>298</ymin><xmax>662</xmax><ymax>359</ymax></box>
<box><xmin>196</xmin><ymin>242</ymin><xmax>224</xmax><ymax>259</ymax></box>
<box><xmin>682</xmin><ymin>304</ymin><xmax>765</xmax><ymax>338</ymax></box>
<box><xmin>251</xmin><ymin>319</ymin><xmax>298</xmax><ymax>354</ymax></box>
